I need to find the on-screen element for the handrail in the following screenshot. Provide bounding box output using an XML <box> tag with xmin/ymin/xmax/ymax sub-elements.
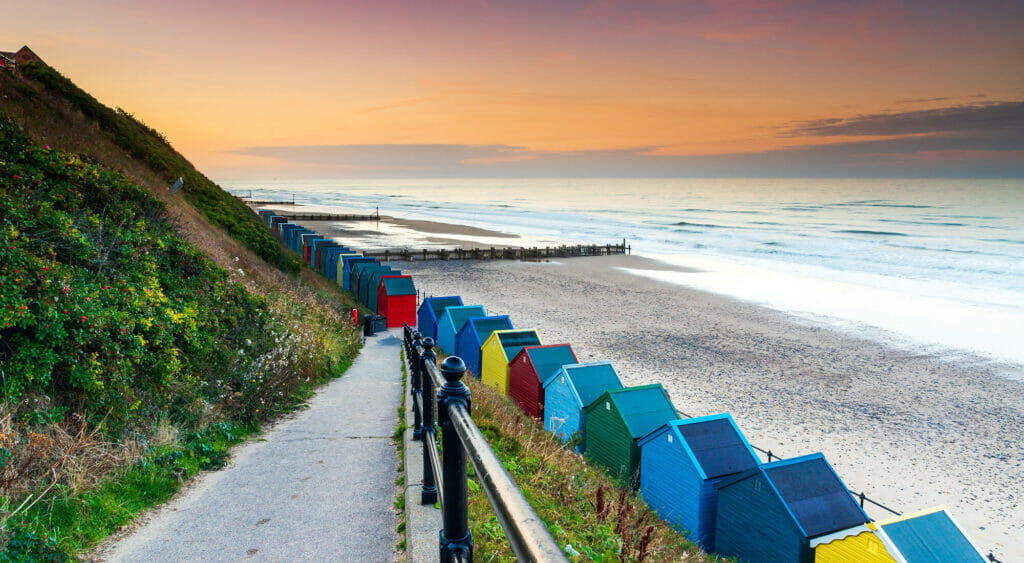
<box><xmin>404</xmin><ymin>324</ymin><xmax>567</xmax><ymax>562</ymax></box>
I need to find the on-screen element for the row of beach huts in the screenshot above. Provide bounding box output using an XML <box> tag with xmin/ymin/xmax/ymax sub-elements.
<box><xmin>256</xmin><ymin>209</ymin><xmax>988</xmax><ymax>563</ymax></box>
<box><xmin>257</xmin><ymin>210</ymin><xmax>417</xmax><ymax>325</ymax></box>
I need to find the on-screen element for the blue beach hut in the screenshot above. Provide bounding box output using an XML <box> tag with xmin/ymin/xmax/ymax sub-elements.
<box><xmin>542</xmin><ymin>361</ymin><xmax>623</xmax><ymax>453</ymax></box>
<box><xmin>638</xmin><ymin>414</ymin><xmax>760</xmax><ymax>550</ymax></box>
<box><xmin>324</xmin><ymin>248</ymin><xmax>353</xmax><ymax>281</ymax></box>
<box><xmin>330</xmin><ymin>252</ymin><xmax>359</xmax><ymax>283</ymax></box>
<box><xmin>289</xmin><ymin>228</ymin><xmax>313</xmax><ymax>252</ymax></box>
<box><xmin>417</xmin><ymin>296</ymin><xmax>464</xmax><ymax>340</ymax></box>
<box><xmin>278</xmin><ymin>223</ymin><xmax>301</xmax><ymax>244</ymax></box>
<box><xmin>436</xmin><ymin>305</ymin><xmax>486</xmax><ymax>354</ymax></box>
<box><xmin>714</xmin><ymin>452</ymin><xmax>870</xmax><ymax>562</ymax></box>
<box><xmin>343</xmin><ymin>257</ymin><xmax>376</xmax><ymax>291</ymax></box>
<box><xmin>313</xmin><ymin>241</ymin><xmax>342</xmax><ymax>272</ymax></box>
<box><xmin>454</xmin><ymin>315</ymin><xmax>513</xmax><ymax>376</ymax></box>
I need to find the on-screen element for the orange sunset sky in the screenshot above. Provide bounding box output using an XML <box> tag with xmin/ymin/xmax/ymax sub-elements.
<box><xmin>3</xmin><ymin>0</ymin><xmax>1022</xmax><ymax>177</ymax></box>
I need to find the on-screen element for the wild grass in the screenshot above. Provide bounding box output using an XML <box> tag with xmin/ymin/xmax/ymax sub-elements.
<box><xmin>460</xmin><ymin>377</ymin><xmax>716</xmax><ymax>562</ymax></box>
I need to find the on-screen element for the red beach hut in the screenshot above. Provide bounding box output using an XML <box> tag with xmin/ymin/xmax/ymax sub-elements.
<box><xmin>378</xmin><ymin>275</ymin><xmax>416</xmax><ymax>328</ymax></box>
<box><xmin>508</xmin><ymin>344</ymin><xmax>578</xmax><ymax>420</ymax></box>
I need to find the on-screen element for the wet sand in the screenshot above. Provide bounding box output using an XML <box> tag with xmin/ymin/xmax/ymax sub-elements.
<box><xmin>397</xmin><ymin>255</ymin><xmax>1024</xmax><ymax>558</ymax></box>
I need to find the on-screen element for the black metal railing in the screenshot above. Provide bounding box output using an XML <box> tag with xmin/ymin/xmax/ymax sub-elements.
<box><xmin>404</xmin><ymin>325</ymin><xmax>567</xmax><ymax>562</ymax></box>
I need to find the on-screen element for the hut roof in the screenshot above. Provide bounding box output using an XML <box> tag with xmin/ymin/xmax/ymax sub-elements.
<box><xmin>445</xmin><ymin>306</ymin><xmax>486</xmax><ymax>332</ymax></box>
<box><xmin>382</xmin><ymin>276</ymin><xmax>415</xmax><ymax>296</ymax></box>
<box><xmin>470</xmin><ymin>316</ymin><xmax>512</xmax><ymax>341</ymax></box>
<box><xmin>594</xmin><ymin>384</ymin><xmax>677</xmax><ymax>439</ymax></box>
<box><xmin>719</xmin><ymin>453</ymin><xmax>867</xmax><ymax>539</ymax></box>
<box><xmin>521</xmin><ymin>345</ymin><xmax>577</xmax><ymax>381</ymax></box>
<box><xmin>874</xmin><ymin>506</ymin><xmax>985</xmax><ymax>562</ymax></box>
<box><xmin>671</xmin><ymin>416</ymin><xmax>758</xmax><ymax>478</ymax></box>
<box><xmin>495</xmin><ymin>329</ymin><xmax>541</xmax><ymax>358</ymax></box>
<box><xmin>546</xmin><ymin>362</ymin><xmax>622</xmax><ymax>407</ymax></box>
<box><xmin>426</xmin><ymin>296</ymin><xmax>463</xmax><ymax>318</ymax></box>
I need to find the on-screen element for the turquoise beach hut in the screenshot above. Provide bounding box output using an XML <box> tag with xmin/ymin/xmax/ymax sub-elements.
<box><xmin>714</xmin><ymin>452</ymin><xmax>870</xmax><ymax>562</ymax></box>
<box><xmin>436</xmin><ymin>305</ymin><xmax>486</xmax><ymax>354</ymax></box>
<box><xmin>354</xmin><ymin>262</ymin><xmax>387</xmax><ymax>305</ymax></box>
<box><xmin>366</xmin><ymin>266</ymin><xmax>401</xmax><ymax>313</ymax></box>
<box><xmin>638</xmin><ymin>414</ymin><xmax>760</xmax><ymax>551</ymax></box>
<box><xmin>542</xmin><ymin>361</ymin><xmax>624</xmax><ymax>453</ymax></box>
<box><xmin>417</xmin><ymin>296</ymin><xmax>464</xmax><ymax>340</ymax></box>
<box><xmin>583</xmin><ymin>384</ymin><xmax>679</xmax><ymax>486</ymax></box>
<box><xmin>455</xmin><ymin>315</ymin><xmax>513</xmax><ymax>376</ymax></box>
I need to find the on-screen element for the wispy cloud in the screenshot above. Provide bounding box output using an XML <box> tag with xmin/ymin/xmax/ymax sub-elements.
<box><xmin>782</xmin><ymin>100</ymin><xmax>1024</xmax><ymax>139</ymax></box>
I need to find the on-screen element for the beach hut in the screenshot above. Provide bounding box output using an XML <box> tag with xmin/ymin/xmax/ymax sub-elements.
<box><xmin>638</xmin><ymin>414</ymin><xmax>760</xmax><ymax>551</ymax></box>
<box><xmin>314</xmin><ymin>241</ymin><xmax>343</xmax><ymax>272</ymax></box>
<box><xmin>508</xmin><ymin>344</ymin><xmax>578</xmax><ymax>419</ymax></box>
<box><xmin>344</xmin><ymin>256</ymin><xmax>376</xmax><ymax>290</ymax></box>
<box><xmin>342</xmin><ymin>256</ymin><xmax>375</xmax><ymax>291</ymax></box>
<box><xmin>480</xmin><ymin>329</ymin><xmax>542</xmax><ymax>394</ymax></box>
<box><xmin>302</xmin><ymin>234</ymin><xmax>327</xmax><ymax>265</ymax></box>
<box><xmin>714</xmin><ymin>452</ymin><xmax>870</xmax><ymax>562</ymax></box>
<box><xmin>324</xmin><ymin>248</ymin><xmax>354</xmax><ymax>281</ymax></box>
<box><xmin>270</xmin><ymin>215</ymin><xmax>287</xmax><ymax>233</ymax></box>
<box><xmin>583</xmin><ymin>384</ymin><xmax>679</xmax><ymax>486</ymax></box>
<box><xmin>455</xmin><ymin>316</ymin><xmax>513</xmax><ymax>377</ymax></box>
<box><xmin>543</xmin><ymin>361</ymin><xmax>623</xmax><ymax>452</ymax></box>
<box><xmin>279</xmin><ymin>223</ymin><xmax>301</xmax><ymax>245</ymax></box>
<box><xmin>331</xmin><ymin>252</ymin><xmax>360</xmax><ymax>283</ymax></box>
<box><xmin>417</xmin><ymin>296</ymin><xmax>464</xmax><ymax>340</ymax></box>
<box><xmin>288</xmin><ymin>227</ymin><xmax>311</xmax><ymax>251</ymax></box>
<box><xmin>356</xmin><ymin>263</ymin><xmax>389</xmax><ymax>305</ymax></box>
<box><xmin>436</xmin><ymin>305</ymin><xmax>486</xmax><ymax>355</ymax></box>
<box><xmin>367</xmin><ymin>267</ymin><xmax>401</xmax><ymax>313</ymax></box>
<box><xmin>812</xmin><ymin>506</ymin><xmax>986</xmax><ymax>563</ymax></box>
<box><xmin>378</xmin><ymin>275</ymin><xmax>416</xmax><ymax>328</ymax></box>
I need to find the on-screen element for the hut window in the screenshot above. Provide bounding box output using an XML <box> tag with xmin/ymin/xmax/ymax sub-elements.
<box><xmin>667</xmin><ymin>434</ymin><xmax>673</xmax><ymax>443</ymax></box>
<box><xmin>560</xmin><ymin>376</ymin><xmax>564</xmax><ymax>384</ymax></box>
<box><xmin>754</xmin><ymin>479</ymin><xmax>762</xmax><ymax>491</ymax></box>
<box><xmin>606</xmin><ymin>402</ymin><xmax>610</xmax><ymax>410</ymax></box>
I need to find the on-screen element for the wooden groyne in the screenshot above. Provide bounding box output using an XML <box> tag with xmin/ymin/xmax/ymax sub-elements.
<box><xmin>268</xmin><ymin>212</ymin><xmax>380</xmax><ymax>221</ymax></box>
<box><xmin>364</xmin><ymin>242</ymin><xmax>630</xmax><ymax>262</ymax></box>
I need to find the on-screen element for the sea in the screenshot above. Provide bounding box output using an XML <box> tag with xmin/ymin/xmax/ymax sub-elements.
<box><xmin>222</xmin><ymin>178</ymin><xmax>1024</xmax><ymax>371</ymax></box>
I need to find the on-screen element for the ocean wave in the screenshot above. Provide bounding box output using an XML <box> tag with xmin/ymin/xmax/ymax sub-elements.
<box><xmin>835</xmin><ymin>229</ymin><xmax>909</xmax><ymax>237</ymax></box>
<box><xmin>674</xmin><ymin>221</ymin><xmax>736</xmax><ymax>229</ymax></box>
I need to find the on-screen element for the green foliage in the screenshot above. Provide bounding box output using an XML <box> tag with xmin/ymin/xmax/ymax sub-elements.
<box><xmin>0</xmin><ymin>119</ymin><xmax>362</xmax><ymax>437</ymax></box>
<box><xmin>17</xmin><ymin>62</ymin><xmax>300</xmax><ymax>274</ymax></box>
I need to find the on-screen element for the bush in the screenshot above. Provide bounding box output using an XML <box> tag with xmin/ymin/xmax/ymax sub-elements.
<box><xmin>17</xmin><ymin>62</ymin><xmax>300</xmax><ymax>274</ymax></box>
<box><xmin>0</xmin><ymin>117</ymin><xmax>295</xmax><ymax>432</ymax></box>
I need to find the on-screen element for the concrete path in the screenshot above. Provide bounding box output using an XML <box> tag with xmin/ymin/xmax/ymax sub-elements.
<box><xmin>101</xmin><ymin>331</ymin><xmax>403</xmax><ymax>562</ymax></box>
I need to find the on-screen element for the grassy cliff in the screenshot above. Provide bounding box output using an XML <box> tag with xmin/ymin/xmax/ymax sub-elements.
<box><xmin>0</xmin><ymin>65</ymin><xmax>362</xmax><ymax>559</ymax></box>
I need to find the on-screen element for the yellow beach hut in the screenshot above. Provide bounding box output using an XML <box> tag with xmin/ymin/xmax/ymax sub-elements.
<box><xmin>812</xmin><ymin>506</ymin><xmax>986</xmax><ymax>563</ymax></box>
<box><xmin>811</xmin><ymin>524</ymin><xmax>895</xmax><ymax>563</ymax></box>
<box><xmin>480</xmin><ymin>329</ymin><xmax>541</xmax><ymax>395</ymax></box>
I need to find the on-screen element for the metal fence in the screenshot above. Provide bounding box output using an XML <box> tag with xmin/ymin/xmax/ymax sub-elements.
<box><xmin>403</xmin><ymin>325</ymin><xmax>568</xmax><ymax>562</ymax></box>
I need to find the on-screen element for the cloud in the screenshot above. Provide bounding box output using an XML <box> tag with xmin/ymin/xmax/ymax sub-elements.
<box><xmin>226</xmin><ymin>100</ymin><xmax>1024</xmax><ymax>178</ymax></box>
<box><xmin>226</xmin><ymin>139</ymin><xmax>1024</xmax><ymax>178</ymax></box>
<box><xmin>782</xmin><ymin>100</ymin><xmax>1024</xmax><ymax>138</ymax></box>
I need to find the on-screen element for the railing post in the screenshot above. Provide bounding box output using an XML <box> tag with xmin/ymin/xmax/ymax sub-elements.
<box><xmin>420</xmin><ymin>338</ymin><xmax>438</xmax><ymax>505</ymax></box>
<box><xmin>411</xmin><ymin>332</ymin><xmax>424</xmax><ymax>440</ymax></box>
<box><xmin>436</xmin><ymin>356</ymin><xmax>473</xmax><ymax>561</ymax></box>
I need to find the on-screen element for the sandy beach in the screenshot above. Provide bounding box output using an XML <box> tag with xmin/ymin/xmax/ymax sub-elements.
<box><xmin>392</xmin><ymin>254</ymin><xmax>1024</xmax><ymax>558</ymax></box>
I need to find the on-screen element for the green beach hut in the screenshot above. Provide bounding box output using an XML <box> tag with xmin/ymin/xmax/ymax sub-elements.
<box><xmin>583</xmin><ymin>384</ymin><xmax>679</xmax><ymax>486</ymax></box>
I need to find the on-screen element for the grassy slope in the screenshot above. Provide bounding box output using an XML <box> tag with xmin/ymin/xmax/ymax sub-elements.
<box><xmin>464</xmin><ymin>377</ymin><xmax>715</xmax><ymax>562</ymax></box>
<box><xmin>0</xmin><ymin>65</ymin><xmax>366</xmax><ymax>559</ymax></box>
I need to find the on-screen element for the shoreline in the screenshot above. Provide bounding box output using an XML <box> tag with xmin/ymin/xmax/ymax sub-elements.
<box><xmin>396</xmin><ymin>255</ymin><xmax>1023</xmax><ymax>558</ymax></box>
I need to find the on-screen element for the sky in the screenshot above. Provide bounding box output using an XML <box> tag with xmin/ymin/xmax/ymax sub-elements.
<box><xmin>3</xmin><ymin>0</ymin><xmax>1023</xmax><ymax>178</ymax></box>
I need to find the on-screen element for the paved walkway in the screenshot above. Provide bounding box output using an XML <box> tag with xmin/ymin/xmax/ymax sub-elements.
<box><xmin>101</xmin><ymin>331</ymin><xmax>403</xmax><ymax>562</ymax></box>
